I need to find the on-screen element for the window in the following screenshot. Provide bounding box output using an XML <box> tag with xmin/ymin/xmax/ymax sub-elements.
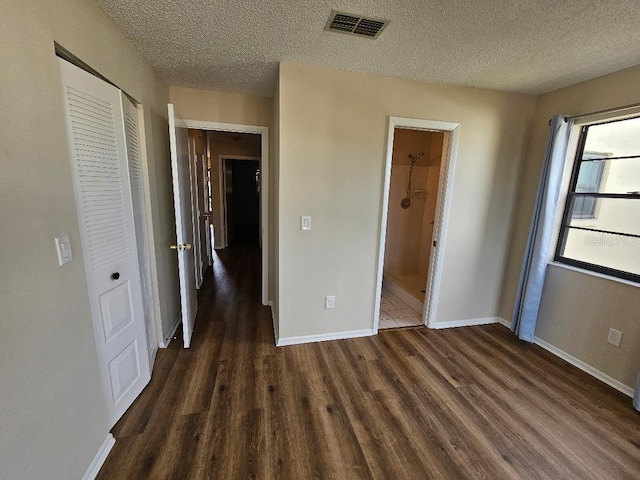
<box><xmin>555</xmin><ymin>115</ymin><xmax>640</xmax><ymax>282</ymax></box>
<box><xmin>572</xmin><ymin>152</ymin><xmax>606</xmax><ymax>218</ymax></box>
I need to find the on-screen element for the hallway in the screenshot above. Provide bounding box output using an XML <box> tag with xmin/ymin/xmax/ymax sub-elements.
<box><xmin>97</xmin><ymin>245</ymin><xmax>640</xmax><ymax>479</ymax></box>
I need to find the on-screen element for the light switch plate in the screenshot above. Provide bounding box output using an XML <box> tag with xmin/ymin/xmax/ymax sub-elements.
<box><xmin>301</xmin><ymin>215</ymin><xmax>312</xmax><ymax>231</ymax></box>
<box><xmin>55</xmin><ymin>234</ymin><xmax>73</xmax><ymax>266</ymax></box>
<box><xmin>607</xmin><ymin>328</ymin><xmax>623</xmax><ymax>347</ymax></box>
<box><xmin>325</xmin><ymin>295</ymin><xmax>335</xmax><ymax>309</ymax></box>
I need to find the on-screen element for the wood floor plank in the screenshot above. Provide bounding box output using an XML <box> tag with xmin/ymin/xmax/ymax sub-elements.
<box><xmin>97</xmin><ymin>243</ymin><xmax>640</xmax><ymax>479</ymax></box>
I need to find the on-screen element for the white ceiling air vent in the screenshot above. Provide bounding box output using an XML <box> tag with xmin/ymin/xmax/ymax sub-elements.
<box><xmin>325</xmin><ymin>10</ymin><xmax>389</xmax><ymax>39</ymax></box>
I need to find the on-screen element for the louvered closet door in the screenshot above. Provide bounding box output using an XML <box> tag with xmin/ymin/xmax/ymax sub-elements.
<box><xmin>122</xmin><ymin>95</ymin><xmax>157</xmax><ymax>366</ymax></box>
<box><xmin>58</xmin><ymin>59</ymin><xmax>151</xmax><ymax>427</ymax></box>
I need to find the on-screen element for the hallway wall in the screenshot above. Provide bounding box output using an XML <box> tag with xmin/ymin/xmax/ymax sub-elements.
<box><xmin>0</xmin><ymin>1</ymin><xmax>173</xmax><ymax>478</ymax></box>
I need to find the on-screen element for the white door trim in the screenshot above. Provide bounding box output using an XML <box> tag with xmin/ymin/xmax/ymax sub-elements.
<box><xmin>373</xmin><ymin>116</ymin><xmax>461</xmax><ymax>334</ymax></box>
<box><xmin>183</xmin><ymin>119</ymin><xmax>269</xmax><ymax>306</ymax></box>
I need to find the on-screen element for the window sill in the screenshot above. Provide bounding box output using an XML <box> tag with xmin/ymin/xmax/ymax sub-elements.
<box><xmin>547</xmin><ymin>261</ymin><xmax>640</xmax><ymax>288</ymax></box>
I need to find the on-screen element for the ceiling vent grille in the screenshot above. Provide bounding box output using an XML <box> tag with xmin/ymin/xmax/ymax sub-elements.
<box><xmin>325</xmin><ymin>11</ymin><xmax>389</xmax><ymax>39</ymax></box>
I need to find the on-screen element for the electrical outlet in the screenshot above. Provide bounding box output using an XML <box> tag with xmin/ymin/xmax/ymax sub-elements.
<box><xmin>607</xmin><ymin>328</ymin><xmax>623</xmax><ymax>347</ymax></box>
<box><xmin>325</xmin><ymin>296</ymin><xmax>335</xmax><ymax>309</ymax></box>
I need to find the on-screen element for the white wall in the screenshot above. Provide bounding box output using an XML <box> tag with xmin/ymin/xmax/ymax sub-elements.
<box><xmin>500</xmin><ymin>64</ymin><xmax>640</xmax><ymax>389</ymax></box>
<box><xmin>0</xmin><ymin>1</ymin><xmax>173</xmax><ymax>478</ymax></box>
<box><xmin>276</xmin><ymin>62</ymin><xmax>537</xmax><ymax>339</ymax></box>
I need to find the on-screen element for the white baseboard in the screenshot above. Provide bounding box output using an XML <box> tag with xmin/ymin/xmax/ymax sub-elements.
<box><xmin>277</xmin><ymin>328</ymin><xmax>373</xmax><ymax>347</ymax></box>
<box><xmin>268</xmin><ymin>301</ymin><xmax>279</xmax><ymax>346</ymax></box>
<box><xmin>429</xmin><ymin>316</ymin><xmax>499</xmax><ymax>330</ymax></box>
<box><xmin>159</xmin><ymin>314</ymin><xmax>181</xmax><ymax>348</ymax></box>
<box><xmin>532</xmin><ymin>336</ymin><xmax>634</xmax><ymax>397</ymax></box>
<box><xmin>497</xmin><ymin>317</ymin><xmax>512</xmax><ymax>329</ymax></box>
<box><xmin>82</xmin><ymin>434</ymin><xmax>115</xmax><ymax>480</ymax></box>
<box><xmin>494</xmin><ymin>318</ymin><xmax>633</xmax><ymax>397</ymax></box>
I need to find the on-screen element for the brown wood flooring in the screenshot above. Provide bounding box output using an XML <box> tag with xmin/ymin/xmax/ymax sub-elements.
<box><xmin>98</xmin><ymin>244</ymin><xmax>640</xmax><ymax>479</ymax></box>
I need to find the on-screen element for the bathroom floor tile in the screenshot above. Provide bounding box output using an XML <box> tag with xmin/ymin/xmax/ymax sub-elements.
<box><xmin>379</xmin><ymin>318</ymin><xmax>399</xmax><ymax>329</ymax></box>
<box><xmin>379</xmin><ymin>288</ymin><xmax>422</xmax><ymax>329</ymax></box>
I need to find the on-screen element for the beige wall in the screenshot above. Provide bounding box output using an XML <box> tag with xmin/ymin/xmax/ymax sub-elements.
<box><xmin>0</xmin><ymin>1</ymin><xmax>174</xmax><ymax>478</ymax></box>
<box><xmin>170</xmin><ymin>86</ymin><xmax>272</xmax><ymax>127</ymax></box>
<box><xmin>277</xmin><ymin>62</ymin><xmax>536</xmax><ymax>338</ymax></box>
<box><xmin>500</xmin><ymin>64</ymin><xmax>640</xmax><ymax>388</ymax></box>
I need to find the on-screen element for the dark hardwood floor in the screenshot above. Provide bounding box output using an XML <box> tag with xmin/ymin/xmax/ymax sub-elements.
<box><xmin>98</xmin><ymin>244</ymin><xmax>640</xmax><ymax>479</ymax></box>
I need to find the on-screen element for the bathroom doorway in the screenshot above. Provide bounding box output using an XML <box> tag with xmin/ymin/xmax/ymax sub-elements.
<box><xmin>374</xmin><ymin>117</ymin><xmax>460</xmax><ymax>331</ymax></box>
<box><xmin>379</xmin><ymin>128</ymin><xmax>444</xmax><ymax>328</ymax></box>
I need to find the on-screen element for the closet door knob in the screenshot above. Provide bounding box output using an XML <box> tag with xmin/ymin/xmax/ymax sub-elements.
<box><xmin>111</xmin><ymin>272</ymin><xmax>120</xmax><ymax>280</ymax></box>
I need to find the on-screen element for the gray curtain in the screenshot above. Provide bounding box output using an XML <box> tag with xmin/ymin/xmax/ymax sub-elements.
<box><xmin>512</xmin><ymin>115</ymin><xmax>573</xmax><ymax>342</ymax></box>
<box><xmin>634</xmin><ymin>372</ymin><xmax>640</xmax><ymax>412</ymax></box>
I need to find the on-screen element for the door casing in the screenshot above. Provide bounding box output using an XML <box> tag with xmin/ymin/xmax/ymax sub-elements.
<box><xmin>373</xmin><ymin>116</ymin><xmax>461</xmax><ymax>333</ymax></box>
<box><xmin>183</xmin><ymin>120</ymin><xmax>270</xmax><ymax>307</ymax></box>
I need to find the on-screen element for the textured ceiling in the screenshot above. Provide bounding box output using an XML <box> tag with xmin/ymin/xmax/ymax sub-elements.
<box><xmin>96</xmin><ymin>0</ymin><xmax>640</xmax><ymax>97</ymax></box>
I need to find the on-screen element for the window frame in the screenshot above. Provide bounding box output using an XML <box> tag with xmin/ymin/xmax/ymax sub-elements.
<box><xmin>554</xmin><ymin>118</ymin><xmax>640</xmax><ymax>284</ymax></box>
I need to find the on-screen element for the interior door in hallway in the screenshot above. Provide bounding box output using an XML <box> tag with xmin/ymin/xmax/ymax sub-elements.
<box><xmin>58</xmin><ymin>59</ymin><xmax>151</xmax><ymax>427</ymax></box>
<box><xmin>168</xmin><ymin>104</ymin><xmax>198</xmax><ymax>348</ymax></box>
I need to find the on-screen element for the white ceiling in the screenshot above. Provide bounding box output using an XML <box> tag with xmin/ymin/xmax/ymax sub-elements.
<box><xmin>96</xmin><ymin>0</ymin><xmax>640</xmax><ymax>97</ymax></box>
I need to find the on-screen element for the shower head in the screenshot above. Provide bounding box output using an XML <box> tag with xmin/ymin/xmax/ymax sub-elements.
<box><xmin>408</xmin><ymin>151</ymin><xmax>424</xmax><ymax>164</ymax></box>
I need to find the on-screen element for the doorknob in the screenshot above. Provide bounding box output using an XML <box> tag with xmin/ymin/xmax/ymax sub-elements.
<box><xmin>111</xmin><ymin>272</ymin><xmax>120</xmax><ymax>280</ymax></box>
<box><xmin>170</xmin><ymin>243</ymin><xmax>193</xmax><ymax>251</ymax></box>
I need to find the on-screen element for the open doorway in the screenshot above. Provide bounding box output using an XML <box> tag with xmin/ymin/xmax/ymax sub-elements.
<box><xmin>184</xmin><ymin>123</ymin><xmax>269</xmax><ymax>306</ymax></box>
<box><xmin>222</xmin><ymin>157</ymin><xmax>261</xmax><ymax>246</ymax></box>
<box><xmin>379</xmin><ymin>128</ymin><xmax>445</xmax><ymax>328</ymax></box>
<box><xmin>207</xmin><ymin>131</ymin><xmax>262</xmax><ymax>250</ymax></box>
<box><xmin>374</xmin><ymin>117</ymin><xmax>460</xmax><ymax>332</ymax></box>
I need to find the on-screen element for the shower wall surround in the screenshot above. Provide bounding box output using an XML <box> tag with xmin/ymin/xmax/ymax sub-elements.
<box><xmin>384</xmin><ymin>129</ymin><xmax>443</xmax><ymax>291</ymax></box>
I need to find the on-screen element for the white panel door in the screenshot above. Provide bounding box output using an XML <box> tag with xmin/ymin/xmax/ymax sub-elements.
<box><xmin>168</xmin><ymin>104</ymin><xmax>198</xmax><ymax>348</ymax></box>
<box><xmin>58</xmin><ymin>59</ymin><xmax>151</xmax><ymax>427</ymax></box>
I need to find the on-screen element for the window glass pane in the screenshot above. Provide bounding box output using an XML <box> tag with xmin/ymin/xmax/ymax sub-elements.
<box><xmin>562</xmin><ymin>228</ymin><xmax>640</xmax><ymax>276</ymax></box>
<box><xmin>577</xmin><ymin>157</ymin><xmax>640</xmax><ymax>194</ymax></box>
<box><xmin>568</xmin><ymin>196</ymin><xmax>640</xmax><ymax>235</ymax></box>
<box><xmin>575</xmin><ymin>159</ymin><xmax>604</xmax><ymax>193</ymax></box>
<box><xmin>583</xmin><ymin>116</ymin><xmax>640</xmax><ymax>160</ymax></box>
